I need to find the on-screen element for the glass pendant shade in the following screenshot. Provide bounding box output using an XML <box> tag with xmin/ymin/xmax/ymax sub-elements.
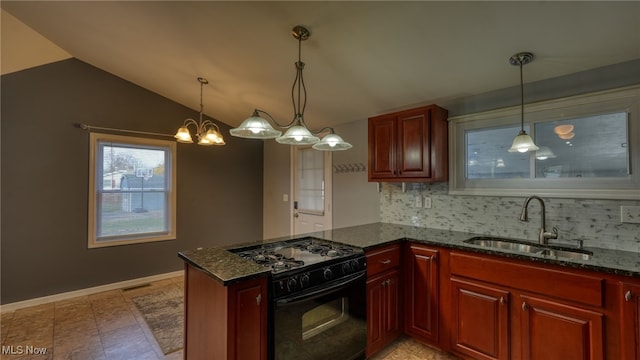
<box><xmin>230</xmin><ymin>114</ymin><xmax>282</xmax><ymax>139</ymax></box>
<box><xmin>276</xmin><ymin>125</ymin><xmax>320</xmax><ymax>145</ymax></box>
<box><xmin>174</xmin><ymin>126</ymin><xmax>193</xmax><ymax>143</ymax></box>
<box><xmin>535</xmin><ymin>146</ymin><xmax>556</xmax><ymax>160</ymax></box>
<box><xmin>312</xmin><ymin>133</ymin><xmax>353</xmax><ymax>151</ymax></box>
<box><xmin>508</xmin><ymin>130</ymin><xmax>539</xmax><ymax>153</ymax></box>
<box><xmin>203</xmin><ymin>129</ymin><xmax>225</xmax><ymax>145</ymax></box>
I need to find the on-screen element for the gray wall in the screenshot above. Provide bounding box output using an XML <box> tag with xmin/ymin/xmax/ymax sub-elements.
<box><xmin>1</xmin><ymin>59</ymin><xmax>264</xmax><ymax>304</ymax></box>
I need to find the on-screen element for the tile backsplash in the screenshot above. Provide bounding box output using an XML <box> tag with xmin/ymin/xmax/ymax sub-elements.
<box><xmin>379</xmin><ymin>182</ymin><xmax>640</xmax><ymax>253</ymax></box>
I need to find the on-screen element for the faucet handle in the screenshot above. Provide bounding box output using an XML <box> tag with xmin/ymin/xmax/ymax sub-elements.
<box><xmin>543</xmin><ymin>226</ymin><xmax>559</xmax><ymax>240</ymax></box>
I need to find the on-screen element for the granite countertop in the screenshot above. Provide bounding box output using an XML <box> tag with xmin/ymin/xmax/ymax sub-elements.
<box><xmin>179</xmin><ymin>222</ymin><xmax>640</xmax><ymax>286</ymax></box>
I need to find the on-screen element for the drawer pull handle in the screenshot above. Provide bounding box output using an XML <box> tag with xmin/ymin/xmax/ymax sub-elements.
<box><xmin>256</xmin><ymin>293</ymin><xmax>262</xmax><ymax>305</ymax></box>
<box><xmin>380</xmin><ymin>259</ymin><xmax>392</xmax><ymax>264</ymax></box>
<box><xmin>500</xmin><ymin>297</ymin><xmax>505</xmax><ymax>305</ymax></box>
<box><xmin>522</xmin><ymin>302</ymin><xmax>528</xmax><ymax>311</ymax></box>
<box><xmin>626</xmin><ymin>290</ymin><xmax>633</xmax><ymax>302</ymax></box>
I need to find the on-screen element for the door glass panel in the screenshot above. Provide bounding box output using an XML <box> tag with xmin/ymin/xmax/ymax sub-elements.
<box><xmin>296</xmin><ymin>148</ymin><xmax>325</xmax><ymax>213</ymax></box>
<box><xmin>465</xmin><ymin>125</ymin><xmax>530</xmax><ymax>179</ymax></box>
<box><xmin>534</xmin><ymin>112</ymin><xmax>629</xmax><ymax>178</ymax></box>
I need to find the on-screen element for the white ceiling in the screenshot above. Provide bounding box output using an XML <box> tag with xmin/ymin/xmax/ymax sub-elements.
<box><xmin>2</xmin><ymin>1</ymin><xmax>640</xmax><ymax>130</ymax></box>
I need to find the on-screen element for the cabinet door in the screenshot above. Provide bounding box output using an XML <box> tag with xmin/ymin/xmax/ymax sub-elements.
<box><xmin>368</xmin><ymin>115</ymin><xmax>397</xmax><ymax>179</ymax></box>
<box><xmin>367</xmin><ymin>270</ymin><xmax>400</xmax><ymax>357</ymax></box>
<box><xmin>366</xmin><ymin>273</ymin><xmax>386</xmax><ymax>357</ymax></box>
<box><xmin>385</xmin><ymin>270</ymin><xmax>401</xmax><ymax>340</ymax></box>
<box><xmin>451</xmin><ymin>278</ymin><xmax>510</xmax><ymax>360</ymax></box>
<box><xmin>621</xmin><ymin>282</ymin><xmax>640</xmax><ymax>360</ymax></box>
<box><xmin>231</xmin><ymin>277</ymin><xmax>268</xmax><ymax>360</ymax></box>
<box><xmin>520</xmin><ymin>295</ymin><xmax>603</xmax><ymax>360</ymax></box>
<box><xmin>405</xmin><ymin>245</ymin><xmax>439</xmax><ymax>343</ymax></box>
<box><xmin>397</xmin><ymin>109</ymin><xmax>431</xmax><ymax>178</ymax></box>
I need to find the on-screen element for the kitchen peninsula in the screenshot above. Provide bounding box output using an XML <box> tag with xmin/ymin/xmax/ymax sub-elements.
<box><xmin>179</xmin><ymin>222</ymin><xmax>640</xmax><ymax>360</ymax></box>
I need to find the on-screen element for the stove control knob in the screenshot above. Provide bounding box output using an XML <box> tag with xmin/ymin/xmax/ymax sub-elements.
<box><xmin>342</xmin><ymin>262</ymin><xmax>352</xmax><ymax>274</ymax></box>
<box><xmin>300</xmin><ymin>273</ymin><xmax>310</xmax><ymax>288</ymax></box>
<box><xmin>323</xmin><ymin>268</ymin><xmax>333</xmax><ymax>280</ymax></box>
<box><xmin>351</xmin><ymin>260</ymin><xmax>360</xmax><ymax>271</ymax></box>
<box><xmin>287</xmin><ymin>277</ymin><xmax>298</xmax><ymax>291</ymax></box>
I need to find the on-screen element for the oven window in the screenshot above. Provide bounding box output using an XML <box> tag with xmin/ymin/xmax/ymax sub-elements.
<box><xmin>302</xmin><ymin>298</ymin><xmax>348</xmax><ymax>340</ymax></box>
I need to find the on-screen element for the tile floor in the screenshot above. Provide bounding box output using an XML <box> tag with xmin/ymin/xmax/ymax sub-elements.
<box><xmin>1</xmin><ymin>275</ymin><xmax>457</xmax><ymax>360</ymax></box>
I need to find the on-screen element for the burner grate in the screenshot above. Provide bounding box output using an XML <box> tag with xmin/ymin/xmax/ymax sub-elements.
<box><xmin>236</xmin><ymin>250</ymin><xmax>305</xmax><ymax>271</ymax></box>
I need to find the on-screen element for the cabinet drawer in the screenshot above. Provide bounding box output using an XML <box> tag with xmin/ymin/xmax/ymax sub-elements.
<box><xmin>366</xmin><ymin>244</ymin><xmax>401</xmax><ymax>276</ymax></box>
<box><xmin>450</xmin><ymin>252</ymin><xmax>604</xmax><ymax>308</ymax></box>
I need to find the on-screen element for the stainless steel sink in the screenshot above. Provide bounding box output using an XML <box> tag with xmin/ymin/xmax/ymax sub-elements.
<box><xmin>464</xmin><ymin>236</ymin><xmax>544</xmax><ymax>253</ymax></box>
<box><xmin>538</xmin><ymin>248</ymin><xmax>593</xmax><ymax>261</ymax></box>
<box><xmin>464</xmin><ymin>236</ymin><xmax>593</xmax><ymax>260</ymax></box>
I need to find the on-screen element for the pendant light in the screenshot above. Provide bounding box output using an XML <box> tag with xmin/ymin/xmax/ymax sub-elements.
<box><xmin>507</xmin><ymin>52</ymin><xmax>539</xmax><ymax>153</ymax></box>
<box><xmin>230</xmin><ymin>25</ymin><xmax>352</xmax><ymax>151</ymax></box>
<box><xmin>174</xmin><ymin>77</ymin><xmax>225</xmax><ymax>146</ymax></box>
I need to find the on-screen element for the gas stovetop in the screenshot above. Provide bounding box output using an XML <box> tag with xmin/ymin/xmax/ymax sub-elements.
<box><xmin>230</xmin><ymin>237</ymin><xmax>363</xmax><ymax>274</ymax></box>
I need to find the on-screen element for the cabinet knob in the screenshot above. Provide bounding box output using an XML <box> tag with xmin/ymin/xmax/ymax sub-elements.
<box><xmin>256</xmin><ymin>293</ymin><xmax>262</xmax><ymax>305</ymax></box>
<box><xmin>626</xmin><ymin>290</ymin><xmax>633</xmax><ymax>302</ymax></box>
<box><xmin>500</xmin><ymin>297</ymin><xmax>505</xmax><ymax>305</ymax></box>
<box><xmin>522</xmin><ymin>302</ymin><xmax>528</xmax><ymax>311</ymax></box>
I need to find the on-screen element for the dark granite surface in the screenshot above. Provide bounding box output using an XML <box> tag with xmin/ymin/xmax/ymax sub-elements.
<box><xmin>179</xmin><ymin>222</ymin><xmax>640</xmax><ymax>285</ymax></box>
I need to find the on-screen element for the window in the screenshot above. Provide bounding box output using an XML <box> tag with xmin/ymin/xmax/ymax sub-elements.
<box><xmin>295</xmin><ymin>148</ymin><xmax>325</xmax><ymax>214</ymax></box>
<box><xmin>450</xmin><ymin>86</ymin><xmax>640</xmax><ymax>199</ymax></box>
<box><xmin>88</xmin><ymin>133</ymin><xmax>176</xmax><ymax>248</ymax></box>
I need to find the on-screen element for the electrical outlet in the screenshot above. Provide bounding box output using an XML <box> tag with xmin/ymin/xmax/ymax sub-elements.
<box><xmin>621</xmin><ymin>206</ymin><xmax>640</xmax><ymax>224</ymax></box>
<box><xmin>414</xmin><ymin>196</ymin><xmax>423</xmax><ymax>208</ymax></box>
<box><xmin>424</xmin><ymin>197</ymin><xmax>432</xmax><ymax>209</ymax></box>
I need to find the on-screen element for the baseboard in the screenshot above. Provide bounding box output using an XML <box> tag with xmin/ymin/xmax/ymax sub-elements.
<box><xmin>0</xmin><ymin>270</ymin><xmax>184</xmax><ymax>313</ymax></box>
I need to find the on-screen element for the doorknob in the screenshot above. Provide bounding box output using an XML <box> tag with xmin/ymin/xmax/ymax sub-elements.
<box><xmin>294</xmin><ymin>213</ymin><xmax>299</xmax><ymax>218</ymax></box>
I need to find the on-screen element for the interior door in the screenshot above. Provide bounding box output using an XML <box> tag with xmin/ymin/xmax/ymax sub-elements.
<box><xmin>292</xmin><ymin>147</ymin><xmax>332</xmax><ymax>236</ymax></box>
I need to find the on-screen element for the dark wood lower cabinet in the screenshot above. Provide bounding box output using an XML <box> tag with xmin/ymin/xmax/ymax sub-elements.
<box><xmin>450</xmin><ymin>278</ymin><xmax>510</xmax><ymax>360</ymax></box>
<box><xmin>519</xmin><ymin>295</ymin><xmax>604</xmax><ymax>360</ymax></box>
<box><xmin>184</xmin><ymin>263</ymin><xmax>267</xmax><ymax>360</ymax></box>
<box><xmin>404</xmin><ymin>245</ymin><xmax>439</xmax><ymax>343</ymax></box>
<box><xmin>366</xmin><ymin>269</ymin><xmax>401</xmax><ymax>357</ymax></box>
<box><xmin>620</xmin><ymin>282</ymin><xmax>640</xmax><ymax>360</ymax></box>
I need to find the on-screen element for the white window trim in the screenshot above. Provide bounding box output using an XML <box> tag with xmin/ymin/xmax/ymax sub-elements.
<box><xmin>449</xmin><ymin>85</ymin><xmax>640</xmax><ymax>200</ymax></box>
<box><xmin>88</xmin><ymin>133</ymin><xmax>177</xmax><ymax>248</ymax></box>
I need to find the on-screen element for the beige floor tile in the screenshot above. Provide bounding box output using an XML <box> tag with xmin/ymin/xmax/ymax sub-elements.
<box><xmin>52</xmin><ymin>328</ymin><xmax>104</xmax><ymax>360</ymax></box>
<box><xmin>93</xmin><ymin>305</ymin><xmax>137</xmax><ymax>334</ymax></box>
<box><xmin>101</xmin><ymin>324</ymin><xmax>155</xmax><ymax>359</ymax></box>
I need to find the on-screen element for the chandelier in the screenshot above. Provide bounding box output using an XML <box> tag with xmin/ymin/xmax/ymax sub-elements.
<box><xmin>230</xmin><ymin>25</ymin><xmax>352</xmax><ymax>151</ymax></box>
<box><xmin>174</xmin><ymin>77</ymin><xmax>225</xmax><ymax>146</ymax></box>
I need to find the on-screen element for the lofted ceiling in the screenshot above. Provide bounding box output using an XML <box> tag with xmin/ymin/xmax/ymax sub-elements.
<box><xmin>2</xmin><ymin>1</ymin><xmax>640</xmax><ymax>131</ymax></box>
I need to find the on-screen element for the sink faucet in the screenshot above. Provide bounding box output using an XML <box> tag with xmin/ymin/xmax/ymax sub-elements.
<box><xmin>519</xmin><ymin>195</ymin><xmax>558</xmax><ymax>245</ymax></box>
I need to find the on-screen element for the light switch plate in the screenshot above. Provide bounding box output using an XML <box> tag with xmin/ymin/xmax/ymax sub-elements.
<box><xmin>424</xmin><ymin>197</ymin><xmax>432</xmax><ymax>209</ymax></box>
<box><xmin>621</xmin><ymin>206</ymin><xmax>640</xmax><ymax>224</ymax></box>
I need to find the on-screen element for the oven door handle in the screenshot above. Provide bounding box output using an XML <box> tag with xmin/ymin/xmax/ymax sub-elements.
<box><xmin>275</xmin><ymin>271</ymin><xmax>366</xmax><ymax>306</ymax></box>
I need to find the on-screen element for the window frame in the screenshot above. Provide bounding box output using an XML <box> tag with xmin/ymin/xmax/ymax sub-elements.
<box><xmin>88</xmin><ymin>133</ymin><xmax>177</xmax><ymax>248</ymax></box>
<box><xmin>449</xmin><ymin>85</ymin><xmax>640</xmax><ymax>200</ymax></box>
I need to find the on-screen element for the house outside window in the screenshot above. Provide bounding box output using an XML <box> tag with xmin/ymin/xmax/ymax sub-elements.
<box><xmin>88</xmin><ymin>133</ymin><xmax>176</xmax><ymax>248</ymax></box>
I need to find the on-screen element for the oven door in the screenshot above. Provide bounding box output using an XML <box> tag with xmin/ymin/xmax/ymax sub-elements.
<box><xmin>273</xmin><ymin>271</ymin><xmax>367</xmax><ymax>360</ymax></box>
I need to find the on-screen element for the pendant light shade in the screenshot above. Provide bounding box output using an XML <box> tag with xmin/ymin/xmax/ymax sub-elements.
<box><xmin>507</xmin><ymin>52</ymin><xmax>539</xmax><ymax>153</ymax></box>
<box><xmin>508</xmin><ymin>130</ymin><xmax>539</xmax><ymax>153</ymax></box>
<box><xmin>276</xmin><ymin>123</ymin><xmax>319</xmax><ymax>145</ymax></box>
<box><xmin>230</xmin><ymin>25</ymin><xmax>352</xmax><ymax>152</ymax></box>
<box><xmin>312</xmin><ymin>133</ymin><xmax>353</xmax><ymax>151</ymax></box>
<box><xmin>230</xmin><ymin>110</ymin><xmax>282</xmax><ymax>139</ymax></box>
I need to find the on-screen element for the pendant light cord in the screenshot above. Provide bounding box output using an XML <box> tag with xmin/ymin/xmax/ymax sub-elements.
<box><xmin>520</xmin><ymin>59</ymin><xmax>524</xmax><ymax>132</ymax></box>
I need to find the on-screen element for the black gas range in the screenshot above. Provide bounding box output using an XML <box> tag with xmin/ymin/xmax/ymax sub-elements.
<box><xmin>230</xmin><ymin>237</ymin><xmax>367</xmax><ymax>360</ymax></box>
<box><xmin>230</xmin><ymin>236</ymin><xmax>367</xmax><ymax>298</ymax></box>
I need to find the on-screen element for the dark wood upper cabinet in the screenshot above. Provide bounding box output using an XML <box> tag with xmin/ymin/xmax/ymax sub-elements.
<box><xmin>368</xmin><ymin>105</ymin><xmax>448</xmax><ymax>182</ymax></box>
